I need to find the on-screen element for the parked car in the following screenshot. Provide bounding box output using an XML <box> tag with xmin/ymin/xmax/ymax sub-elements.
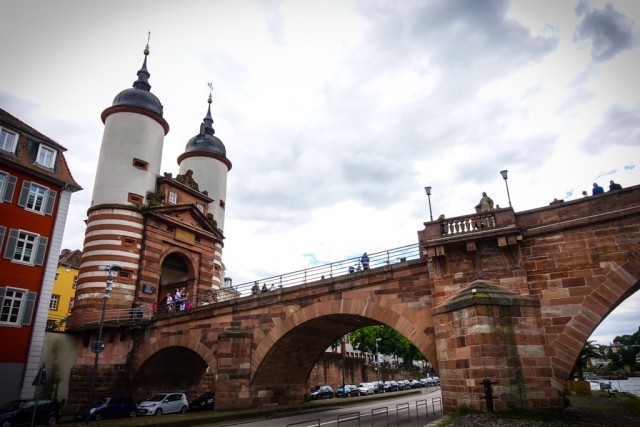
<box><xmin>372</xmin><ymin>380</ymin><xmax>385</xmax><ymax>394</ymax></box>
<box><xmin>189</xmin><ymin>392</ymin><xmax>215</xmax><ymax>411</ymax></box>
<box><xmin>0</xmin><ymin>399</ymin><xmax>61</xmax><ymax>426</ymax></box>
<box><xmin>396</xmin><ymin>380</ymin><xmax>411</xmax><ymax>390</ymax></box>
<box><xmin>136</xmin><ymin>392</ymin><xmax>188</xmax><ymax>416</ymax></box>
<box><xmin>309</xmin><ymin>385</ymin><xmax>334</xmax><ymax>400</ymax></box>
<box><xmin>336</xmin><ymin>384</ymin><xmax>360</xmax><ymax>398</ymax></box>
<box><xmin>74</xmin><ymin>395</ymin><xmax>137</xmax><ymax>421</ymax></box>
<box><xmin>383</xmin><ymin>381</ymin><xmax>398</xmax><ymax>392</ymax></box>
<box><xmin>431</xmin><ymin>376</ymin><xmax>440</xmax><ymax>385</ymax></box>
<box><xmin>357</xmin><ymin>382</ymin><xmax>375</xmax><ymax>396</ymax></box>
<box><xmin>409</xmin><ymin>379</ymin><xmax>422</xmax><ymax>389</ymax></box>
<box><xmin>420</xmin><ymin>377</ymin><xmax>434</xmax><ymax>387</ymax></box>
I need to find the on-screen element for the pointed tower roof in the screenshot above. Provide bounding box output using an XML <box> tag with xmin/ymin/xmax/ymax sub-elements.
<box><xmin>183</xmin><ymin>85</ymin><xmax>226</xmax><ymax>157</ymax></box>
<box><xmin>111</xmin><ymin>38</ymin><xmax>164</xmax><ymax>116</ymax></box>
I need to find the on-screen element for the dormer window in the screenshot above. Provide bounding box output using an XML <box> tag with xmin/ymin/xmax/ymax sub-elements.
<box><xmin>0</xmin><ymin>126</ymin><xmax>18</xmax><ymax>153</ymax></box>
<box><xmin>36</xmin><ymin>144</ymin><xmax>56</xmax><ymax>169</ymax></box>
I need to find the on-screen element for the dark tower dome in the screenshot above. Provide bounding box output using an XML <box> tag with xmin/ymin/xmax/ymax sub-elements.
<box><xmin>111</xmin><ymin>43</ymin><xmax>164</xmax><ymax>117</ymax></box>
<box><xmin>183</xmin><ymin>93</ymin><xmax>226</xmax><ymax>157</ymax></box>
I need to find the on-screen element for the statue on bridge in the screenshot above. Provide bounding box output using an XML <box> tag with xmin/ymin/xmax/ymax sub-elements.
<box><xmin>176</xmin><ymin>169</ymin><xmax>200</xmax><ymax>191</ymax></box>
<box><xmin>475</xmin><ymin>192</ymin><xmax>494</xmax><ymax>213</ymax></box>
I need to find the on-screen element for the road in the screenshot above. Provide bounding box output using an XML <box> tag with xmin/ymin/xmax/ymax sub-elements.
<box><xmin>199</xmin><ymin>388</ymin><xmax>444</xmax><ymax>427</ymax></box>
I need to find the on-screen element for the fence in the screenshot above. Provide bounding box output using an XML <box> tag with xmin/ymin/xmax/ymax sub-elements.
<box><xmin>217</xmin><ymin>242</ymin><xmax>420</xmax><ymax>303</ymax></box>
<box><xmin>285</xmin><ymin>396</ymin><xmax>443</xmax><ymax>426</ymax></box>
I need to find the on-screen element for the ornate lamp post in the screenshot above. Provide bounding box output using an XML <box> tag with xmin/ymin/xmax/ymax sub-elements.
<box><xmin>424</xmin><ymin>186</ymin><xmax>433</xmax><ymax>222</ymax></box>
<box><xmin>500</xmin><ymin>170</ymin><xmax>512</xmax><ymax>208</ymax></box>
<box><xmin>85</xmin><ymin>264</ymin><xmax>122</xmax><ymax>424</ymax></box>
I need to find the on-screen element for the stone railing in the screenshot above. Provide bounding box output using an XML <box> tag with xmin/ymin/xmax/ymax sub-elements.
<box><xmin>422</xmin><ymin>208</ymin><xmax>516</xmax><ymax>241</ymax></box>
<box><xmin>440</xmin><ymin>212</ymin><xmax>497</xmax><ymax>236</ymax></box>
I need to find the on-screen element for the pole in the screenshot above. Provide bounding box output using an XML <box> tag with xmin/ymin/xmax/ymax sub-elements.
<box><xmin>504</xmin><ymin>180</ymin><xmax>512</xmax><ymax>208</ymax></box>
<box><xmin>427</xmin><ymin>194</ymin><xmax>433</xmax><ymax>222</ymax></box>
<box><xmin>85</xmin><ymin>265</ymin><xmax>119</xmax><ymax>424</ymax></box>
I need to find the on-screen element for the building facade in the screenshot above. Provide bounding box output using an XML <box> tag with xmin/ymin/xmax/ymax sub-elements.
<box><xmin>0</xmin><ymin>108</ymin><xmax>81</xmax><ymax>403</ymax></box>
<box><xmin>46</xmin><ymin>249</ymin><xmax>82</xmax><ymax>332</ymax></box>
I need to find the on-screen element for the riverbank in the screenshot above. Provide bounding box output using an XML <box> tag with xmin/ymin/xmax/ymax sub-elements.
<box><xmin>439</xmin><ymin>391</ymin><xmax>640</xmax><ymax>427</ymax></box>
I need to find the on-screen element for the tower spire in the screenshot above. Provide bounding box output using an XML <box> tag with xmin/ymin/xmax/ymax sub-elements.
<box><xmin>203</xmin><ymin>82</ymin><xmax>215</xmax><ymax>135</ymax></box>
<box><xmin>133</xmin><ymin>32</ymin><xmax>152</xmax><ymax>91</ymax></box>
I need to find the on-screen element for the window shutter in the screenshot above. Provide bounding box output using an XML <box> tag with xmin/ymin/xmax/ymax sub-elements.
<box><xmin>21</xmin><ymin>291</ymin><xmax>37</xmax><ymax>325</ymax></box>
<box><xmin>34</xmin><ymin>236</ymin><xmax>48</xmax><ymax>266</ymax></box>
<box><xmin>0</xmin><ymin>226</ymin><xmax>5</xmax><ymax>249</ymax></box>
<box><xmin>3</xmin><ymin>175</ymin><xmax>17</xmax><ymax>202</ymax></box>
<box><xmin>44</xmin><ymin>190</ymin><xmax>57</xmax><ymax>215</ymax></box>
<box><xmin>0</xmin><ymin>288</ymin><xmax>5</xmax><ymax>310</ymax></box>
<box><xmin>3</xmin><ymin>229</ymin><xmax>18</xmax><ymax>260</ymax></box>
<box><xmin>17</xmin><ymin>181</ymin><xmax>30</xmax><ymax>207</ymax></box>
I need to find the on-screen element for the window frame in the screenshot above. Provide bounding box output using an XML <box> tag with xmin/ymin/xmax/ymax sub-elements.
<box><xmin>17</xmin><ymin>181</ymin><xmax>56</xmax><ymax>215</ymax></box>
<box><xmin>35</xmin><ymin>144</ymin><xmax>57</xmax><ymax>169</ymax></box>
<box><xmin>0</xmin><ymin>170</ymin><xmax>17</xmax><ymax>203</ymax></box>
<box><xmin>3</xmin><ymin>228</ymin><xmax>48</xmax><ymax>266</ymax></box>
<box><xmin>0</xmin><ymin>126</ymin><xmax>18</xmax><ymax>153</ymax></box>
<box><xmin>0</xmin><ymin>286</ymin><xmax>37</xmax><ymax>326</ymax></box>
<box><xmin>49</xmin><ymin>294</ymin><xmax>60</xmax><ymax>310</ymax></box>
<box><xmin>168</xmin><ymin>192</ymin><xmax>177</xmax><ymax>204</ymax></box>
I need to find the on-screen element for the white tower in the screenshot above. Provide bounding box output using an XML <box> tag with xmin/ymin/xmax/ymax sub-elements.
<box><xmin>75</xmin><ymin>43</ymin><xmax>169</xmax><ymax>313</ymax></box>
<box><xmin>177</xmin><ymin>88</ymin><xmax>232</xmax><ymax>231</ymax></box>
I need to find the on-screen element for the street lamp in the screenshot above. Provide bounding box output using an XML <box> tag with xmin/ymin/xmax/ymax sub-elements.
<box><xmin>85</xmin><ymin>264</ymin><xmax>122</xmax><ymax>424</ymax></box>
<box><xmin>376</xmin><ymin>338</ymin><xmax>382</xmax><ymax>380</ymax></box>
<box><xmin>424</xmin><ymin>186</ymin><xmax>433</xmax><ymax>222</ymax></box>
<box><xmin>500</xmin><ymin>170</ymin><xmax>512</xmax><ymax>208</ymax></box>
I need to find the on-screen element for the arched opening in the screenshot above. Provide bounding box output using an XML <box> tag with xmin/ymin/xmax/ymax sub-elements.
<box><xmin>133</xmin><ymin>346</ymin><xmax>212</xmax><ymax>403</ymax></box>
<box><xmin>157</xmin><ymin>252</ymin><xmax>194</xmax><ymax>310</ymax></box>
<box><xmin>251</xmin><ymin>313</ymin><xmax>436</xmax><ymax>406</ymax></box>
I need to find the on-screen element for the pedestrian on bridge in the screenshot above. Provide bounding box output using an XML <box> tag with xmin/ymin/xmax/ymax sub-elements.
<box><xmin>251</xmin><ymin>282</ymin><xmax>260</xmax><ymax>295</ymax></box>
<box><xmin>361</xmin><ymin>252</ymin><xmax>370</xmax><ymax>270</ymax></box>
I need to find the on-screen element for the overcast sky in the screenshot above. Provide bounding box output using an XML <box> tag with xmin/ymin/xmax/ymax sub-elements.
<box><xmin>1</xmin><ymin>0</ymin><xmax>638</xmax><ymax>346</ymax></box>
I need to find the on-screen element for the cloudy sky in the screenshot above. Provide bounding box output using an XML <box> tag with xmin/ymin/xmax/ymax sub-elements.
<box><xmin>1</xmin><ymin>0</ymin><xmax>639</xmax><ymax>345</ymax></box>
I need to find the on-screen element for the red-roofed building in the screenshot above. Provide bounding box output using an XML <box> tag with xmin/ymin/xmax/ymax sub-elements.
<box><xmin>0</xmin><ymin>108</ymin><xmax>82</xmax><ymax>403</ymax></box>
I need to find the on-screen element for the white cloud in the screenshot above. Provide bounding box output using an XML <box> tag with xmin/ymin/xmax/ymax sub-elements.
<box><xmin>1</xmin><ymin>0</ymin><xmax>638</xmax><ymax>344</ymax></box>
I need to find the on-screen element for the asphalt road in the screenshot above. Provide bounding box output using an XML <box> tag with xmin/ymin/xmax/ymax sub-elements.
<box><xmin>198</xmin><ymin>388</ymin><xmax>444</xmax><ymax>427</ymax></box>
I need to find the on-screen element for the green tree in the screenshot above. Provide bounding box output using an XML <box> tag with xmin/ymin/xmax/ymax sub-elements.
<box><xmin>572</xmin><ymin>340</ymin><xmax>602</xmax><ymax>380</ymax></box>
<box><xmin>348</xmin><ymin>325</ymin><xmax>425</xmax><ymax>365</ymax></box>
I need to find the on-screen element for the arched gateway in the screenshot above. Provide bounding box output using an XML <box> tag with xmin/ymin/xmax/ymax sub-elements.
<box><xmin>67</xmin><ymin>185</ymin><xmax>640</xmax><ymax>415</ymax></box>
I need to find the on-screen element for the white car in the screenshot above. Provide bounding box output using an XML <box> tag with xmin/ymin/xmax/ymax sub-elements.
<box><xmin>136</xmin><ymin>392</ymin><xmax>188</xmax><ymax>416</ymax></box>
<box><xmin>357</xmin><ymin>382</ymin><xmax>375</xmax><ymax>395</ymax></box>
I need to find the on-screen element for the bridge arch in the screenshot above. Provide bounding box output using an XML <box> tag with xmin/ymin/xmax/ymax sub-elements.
<box><xmin>250</xmin><ymin>298</ymin><xmax>437</xmax><ymax>388</ymax></box>
<box><xmin>549</xmin><ymin>253</ymin><xmax>640</xmax><ymax>390</ymax></box>
<box><xmin>132</xmin><ymin>334</ymin><xmax>216</xmax><ymax>376</ymax></box>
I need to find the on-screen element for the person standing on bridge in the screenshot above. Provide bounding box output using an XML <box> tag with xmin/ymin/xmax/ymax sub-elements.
<box><xmin>609</xmin><ymin>180</ymin><xmax>622</xmax><ymax>191</ymax></box>
<box><xmin>592</xmin><ymin>182</ymin><xmax>604</xmax><ymax>195</ymax></box>
<box><xmin>361</xmin><ymin>252</ymin><xmax>370</xmax><ymax>270</ymax></box>
<box><xmin>251</xmin><ymin>281</ymin><xmax>260</xmax><ymax>295</ymax></box>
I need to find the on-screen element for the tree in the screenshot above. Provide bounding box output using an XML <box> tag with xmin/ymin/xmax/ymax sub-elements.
<box><xmin>348</xmin><ymin>325</ymin><xmax>425</xmax><ymax>365</ymax></box>
<box><xmin>572</xmin><ymin>340</ymin><xmax>602</xmax><ymax>380</ymax></box>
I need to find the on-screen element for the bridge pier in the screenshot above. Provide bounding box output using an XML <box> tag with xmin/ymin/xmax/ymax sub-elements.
<box><xmin>433</xmin><ymin>281</ymin><xmax>559</xmax><ymax>413</ymax></box>
<box><xmin>216</xmin><ymin>329</ymin><xmax>254</xmax><ymax>410</ymax></box>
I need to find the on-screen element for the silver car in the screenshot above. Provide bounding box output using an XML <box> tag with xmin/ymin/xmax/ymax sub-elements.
<box><xmin>136</xmin><ymin>392</ymin><xmax>188</xmax><ymax>416</ymax></box>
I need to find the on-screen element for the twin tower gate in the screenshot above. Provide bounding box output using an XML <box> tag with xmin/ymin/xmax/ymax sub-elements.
<box><xmin>68</xmin><ymin>186</ymin><xmax>640</xmax><ymax>414</ymax></box>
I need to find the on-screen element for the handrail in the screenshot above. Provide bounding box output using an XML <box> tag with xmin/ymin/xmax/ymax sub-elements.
<box><xmin>215</xmin><ymin>242</ymin><xmax>420</xmax><ymax>302</ymax></box>
<box><xmin>70</xmin><ymin>243</ymin><xmax>421</xmax><ymax>326</ymax></box>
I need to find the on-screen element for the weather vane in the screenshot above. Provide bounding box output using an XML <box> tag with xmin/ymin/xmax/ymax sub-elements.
<box><xmin>144</xmin><ymin>31</ymin><xmax>151</xmax><ymax>56</ymax></box>
<box><xmin>207</xmin><ymin>82</ymin><xmax>213</xmax><ymax>104</ymax></box>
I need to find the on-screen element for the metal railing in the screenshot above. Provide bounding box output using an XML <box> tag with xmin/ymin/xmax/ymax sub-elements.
<box><xmin>216</xmin><ymin>243</ymin><xmax>420</xmax><ymax>303</ymax></box>
<box><xmin>69</xmin><ymin>243</ymin><xmax>421</xmax><ymax>326</ymax></box>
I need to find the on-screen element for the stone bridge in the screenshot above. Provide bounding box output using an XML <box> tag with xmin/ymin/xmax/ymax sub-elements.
<box><xmin>68</xmin><ymin>185</ymin><xmax>640</xmax><ymax>414</ymax></box>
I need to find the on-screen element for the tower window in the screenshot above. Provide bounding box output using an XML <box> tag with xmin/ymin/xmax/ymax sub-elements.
<box><xmin>132</xmin><ymin>158</ymin><xmax>148</xmax><ymax>170</ymax></box>
<box><xmin>128</xmin><ymin>193</ymin><xmax>144</xmax><ymax>205</ymax></box>
<box><xmin>219</xmin><ymin>199</ymin><xmax>225</xmax><ymax>209</ymax></box>
<box><xmin>168</xmin><ymin>192</ymin><xmax>177</xmax><ymax>204</ymax></box>
<box><xmin>122</xmin><ymin>237</ymin><xmax>137</xmax><ymax>247</ymax></box>
<box><xmin>196</xmin><ymin>204</ymin><xmax>204</xmax><ymax>213</ymax></box>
